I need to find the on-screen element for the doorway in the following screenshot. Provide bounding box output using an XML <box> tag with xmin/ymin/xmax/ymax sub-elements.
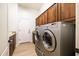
<box><xmin>17</xmin><ymin>18</ymin><xmax>33</xmax><ymax>44</ymax></box>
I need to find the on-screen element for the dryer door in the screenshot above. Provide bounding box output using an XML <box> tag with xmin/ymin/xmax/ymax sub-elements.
<box><xmin>42</xmin><ymin>29</ymin><xmax>57</xmax><ymax>52</ymax></box>
<box><xmin>34</xmin><ymin>30</ymin><xmax>40</xmax><ymax>41</ymax></box>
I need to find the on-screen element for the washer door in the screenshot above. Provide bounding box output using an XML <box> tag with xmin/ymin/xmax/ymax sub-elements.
<box><xmin>42</xmin><ymin>29</ymin><xmax>57</xmax><ymax>52</ymax></box>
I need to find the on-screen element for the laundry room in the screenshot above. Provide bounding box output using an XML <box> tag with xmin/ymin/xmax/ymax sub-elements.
<box><xmin>0</xmin><ymin>2</ymin><xmax>79</xmax><ymax>56</ymax></box>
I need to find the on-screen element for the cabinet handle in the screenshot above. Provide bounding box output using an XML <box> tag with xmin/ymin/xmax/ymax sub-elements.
<box><xmin>8</xmin><ymin>39</ymin><xmax>13</xmax><ymax>43</ymax></box>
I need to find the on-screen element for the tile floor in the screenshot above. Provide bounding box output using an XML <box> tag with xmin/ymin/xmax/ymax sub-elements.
<box><xmin>13</xmin><ymin>42</ymin><xmax>37</xmax><ymax>56</ymax></box>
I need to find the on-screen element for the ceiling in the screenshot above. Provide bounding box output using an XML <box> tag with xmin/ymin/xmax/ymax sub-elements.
<box><xmin>18</xmin><ymin>3</ymin><xmax>44</xmax><ymax>10</ymax></box>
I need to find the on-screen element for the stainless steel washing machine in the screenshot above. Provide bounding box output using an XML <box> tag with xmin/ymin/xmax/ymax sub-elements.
<box><xmin>39</xmin><ymin>21</ymin><xmax>75</xmax><ymax>56</ymax></box>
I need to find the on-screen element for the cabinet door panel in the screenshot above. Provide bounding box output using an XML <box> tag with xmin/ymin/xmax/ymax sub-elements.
<box><xmin>43</xmin><ymin>11</ymin><xmax>47</xmax><ymax>24</ymax></box>
<box><xmin>70</xmin><ymin>3</ymin><xmax>75</xmax><ymax>18</ymax></box>
<box><xmin>60</xmin><ymin>3</ymin><xmax>75</xmax><ymax>21</ymax></box>
<box><xmin>61</xmin><ymin>3</ymin><xmax>70</xmax><ymax>19</ymax></box>
<box><xmin>36</xmin><ymin>17</ymin><xmax>40</xmax><ymax>26</ymax></box>
<box><xmin>47</xmin><ymin>4</ymin><xmax>57</xmax><ymax>23</ymax></box>
<box><xmin>57</xmin><ymin>3</ymin><xmax>61</xmax><ymax>21</ymax></box>
<box><xmin>39</xmin><ymin>16</ymin><xmax>43</xmax><ymax>25</ymax></box>
<box><xmin>36</xmin><ymin>15</ymin><xmax>43</xmax><ymax>26</ymax></box>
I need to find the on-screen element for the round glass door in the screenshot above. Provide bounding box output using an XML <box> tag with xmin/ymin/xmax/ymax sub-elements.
<box><xmin>42</xmin><ymin>29</ymin><xmax>56</xmax><ymax>52</ymax></box>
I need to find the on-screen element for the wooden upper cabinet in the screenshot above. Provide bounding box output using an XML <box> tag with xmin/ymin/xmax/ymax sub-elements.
<box><xmin>60</xmin><ymin>3</ymin><xmax>75</xmax><ymax>21</ymax></box>
<box><xmin>47</xmin><ymin>4</ymin><xmax>57</xmax><ymax>23</ymax></box>
<box><xmin>36</xmin><ymin>3</ymin><xmax>75</xmax><ymax>26</ymax></box>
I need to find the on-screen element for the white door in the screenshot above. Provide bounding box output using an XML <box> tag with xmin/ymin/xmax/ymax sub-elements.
<box><xmin>17</xmin><ymin>18</ymin><xmax>33</xmax><ymax>43</ymax></box>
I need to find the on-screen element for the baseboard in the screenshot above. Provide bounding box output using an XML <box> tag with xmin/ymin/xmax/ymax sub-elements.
<box><xmin>16</xmin><ymin>41</ymin><xmax>33</xmax><ymax>47</ymax></box>
<box><xmin>16</xmin><ymin>43</ymin><xmax>20</xmax><ymax>47</ymax></box>
<box><xmin>1</xmin><ymin>47</ymin><xmax>9</xmax><ymax>56</ymax></box>
<box><xmin>18</xmin><ymin>41</ymin><xmax>32</xmax><ymax>44</ymax></box>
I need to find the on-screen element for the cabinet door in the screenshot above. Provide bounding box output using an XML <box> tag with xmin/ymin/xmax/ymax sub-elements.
<box><xmin>57</xmin><ymin>3</ymin><xmax>61</xmax><ymax>21</ymax></box>
<box><xmin>39</xmin><ymin>15</ymin><xmax>43</xmax><ymax>25</ymax></box>
<box><xmin>70</xmin><ymin>3</ymin><xmax>75</xmax><ymax>18</ymax></box>
<box><xmin>9</xmin><ymin>37</ymin><xmax>14</xmax><ymax>56</ymax></box>
<box><xmin>36</xmin><ymin>11</ymin><xmax>47</xmax><ymax>26</ymax></box>
<box><xmin>60</xmin><ymin>3</ymin><xmax>75</xmax><ymax>21</ymax></box>
<box><xmin>36</xmin><ymin>17</ymin><xmax>41</xmax><ymax>26</ymax></box>
<box><xmin>43</xmin><ymin>11</ymin><xmax>47</xmax><ymax>24</ymax></box>
<box><xmin>13</xmin><ymin>34</ymin><xmax>16</xmax><ymax>51</ymax></box>
<box><xmin>47</xmin><ymin>4</ymin><xmax>57</xmax><ymax>23</ymax></box>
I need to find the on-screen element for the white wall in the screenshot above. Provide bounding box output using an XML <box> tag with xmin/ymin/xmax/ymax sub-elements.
<box><xmin>8</xmin><ymin>3</ymin><xmax>18</xmax><ymax>32</ymax></box>
<box><xmin>17</xmin><ymin>7</ymin><xmax>37</xmax><ymax>44</ymax></box>
<box><xmin>8</xmin><ymin>4</ymin><xmax>18</xmax><ymax>47</ymax></box>
<box><xmin>0</xmin><ymin>4</ymin><xmax>8</xmax><ymax>56</ymax></box>
<box><xmin>76</xmin><ymin>3</ymin><xmax>79</xmax><ymax>56</ymax></box>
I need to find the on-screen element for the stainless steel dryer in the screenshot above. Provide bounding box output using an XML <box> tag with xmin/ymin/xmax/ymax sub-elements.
<box><xmin>34</xmin><ymin>26</ymin><xmax>44</xmax><ymax>56</ymax></box>
<box><xmin>40</xmin><ymin>22</ymin><xmax>75</xmax><ymax>56</ymax></box>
